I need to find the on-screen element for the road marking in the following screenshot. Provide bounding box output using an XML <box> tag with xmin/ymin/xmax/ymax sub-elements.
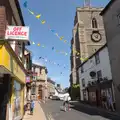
<box><xmin>47</xmin><ymin>112</ymin><xmax>54</xmax><ymax>120</ymax></box>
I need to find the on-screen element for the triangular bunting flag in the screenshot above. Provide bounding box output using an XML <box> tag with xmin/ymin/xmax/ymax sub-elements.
<box><xmin>64</xmin><ymin>40</ymin><xmax>67</xmax><ymax>43</ymax></box>
<box><xmin>28</xmin><ymin>9</ymin><xmax>34</xmax><ymax>15</ymax></box>
<box><xmin>36</xmin><ymin>14</ymin><xmax>41</xmax><ymax>19</ymax></box>
<box><xmin>41</xmin><ymin>20</ymin><xmax>46</xmax><ymax>24</ymax></box>
<box><xmin>32</xmin><ymin>42</ymin><xmax>35</xmax><ymax>44</ymax></box>
<box><xmin>60</xmin><ymin>36</ymin><xmax>64</xmax><ymax>40</ymax></box>
<box><xmin>23</xmin><ymin>1</ymin><xmax>28</xmax><ymax>8</ymax></box>
<box><xmin>37</xmin><ymin>43</ymin><xmax>40</xmax><ymax>46</ymax></box>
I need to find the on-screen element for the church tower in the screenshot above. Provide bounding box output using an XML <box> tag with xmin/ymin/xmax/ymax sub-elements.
<box><xmin>70</xmin><ymin>0</ymin><xmax>106</xmax><ymax>85</ymax></box>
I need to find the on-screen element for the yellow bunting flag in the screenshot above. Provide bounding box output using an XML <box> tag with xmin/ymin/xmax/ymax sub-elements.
<box><xmin>64</xmin><ymin>40</ymin><xmax>67</xmax><ymax>43</ymax></box>
<box><xmin>60</xmin><ymin>36</ymin><xmax>64</xmax><ymax>40</ymax></box>
<box><xmin>32</xmin><ymin>42</ymin><xmax>35</xmax><ymax>44</ymax></box>
<box><xmin>37</xmin><ymin>43</ymin><xmax>40</xmax><ymax>46</ymax></box>
<box><xmin>28</xmin><ymin>9</ymin><xmax>34</xmax><ymax>15</ymax></box>
<box><xmin>41</xmin><ymin>20</ymin><xmax>46</xmax><ymax>24</ymax></box>
<box><xmin>36</xmin><ymin>14</ymin><xmax>41</xmax><ymax>19</ymax></box>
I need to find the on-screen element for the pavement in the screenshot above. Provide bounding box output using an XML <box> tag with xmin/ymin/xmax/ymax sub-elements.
<box><xmin>70</xmin><ymin>101</ymin><xmax>120</xmax><ymax>119</ymax></box>
<box><xmin>40</xmin><ymin>100</ymin><xmax>120</xmax><ymax>120</ymax></box>
<box><xmin>22</xmin><ymin>101</ymin><xmax>46</xmax><ymax>120</ymax></box>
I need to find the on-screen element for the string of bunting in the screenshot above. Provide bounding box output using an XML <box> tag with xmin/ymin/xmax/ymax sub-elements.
<box><xmin>23</xmin><ymin>1</ymin><xmax>88</xmax><ymax>62</ymax></box>
<box><xmin>30</xmin><ymin>41</ymin><xmax>69</xmax><ymax>56</ymax></box>
<box><xmin>23</xmin><ymin>1</ymin><xmax>69</xmax><ymax>45</ymax></box>
<box><xmin>39</xmin><ymin>56</ymin><xmax>68</xmax><ymax>69</ymax></box>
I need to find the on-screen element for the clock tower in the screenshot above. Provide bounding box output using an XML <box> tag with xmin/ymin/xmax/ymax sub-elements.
<box><xmin>70</xmin><ymin>2</ymin><xmax>106</xmax><ymax>85</ymax></box>
<box><xmin>75</xmin><ymin>6</ymin><xmax>106</xmax><ymax>60</ymax></box>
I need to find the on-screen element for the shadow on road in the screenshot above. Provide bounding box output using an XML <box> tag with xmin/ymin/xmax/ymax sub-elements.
<box><xmin>70</xmin><ymin>102</ymin><xmax>120</xmax><ymax>120</ymax></box>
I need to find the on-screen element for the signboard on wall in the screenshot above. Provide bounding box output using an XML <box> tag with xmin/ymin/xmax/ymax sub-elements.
<box><xmin>5</xmin><ymin>26</ymin><xmax>29</xmax><ymax>40</ymax></box>
<box><xmin>26</xmin><ymin>76</ymin><xmax>30</xmax><ymax>83</ymax></box>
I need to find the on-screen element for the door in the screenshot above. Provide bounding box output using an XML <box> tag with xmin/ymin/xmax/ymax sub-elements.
<box><xmin>38</xmin><ymin>90</ymin><xmax>42</xmax><ymax>99</ymax></box>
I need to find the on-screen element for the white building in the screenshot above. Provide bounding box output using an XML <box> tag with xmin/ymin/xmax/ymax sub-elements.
<box><xmin>78</xmin><ymin>44</ymin><xmax>115</xmax><ymax>106</ymax></box>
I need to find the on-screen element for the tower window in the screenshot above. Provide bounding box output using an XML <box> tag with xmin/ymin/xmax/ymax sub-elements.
<box><xmin>92</xmin><ymin>18</ymin><xmax>98</xmax><ymax>28</ymax></box>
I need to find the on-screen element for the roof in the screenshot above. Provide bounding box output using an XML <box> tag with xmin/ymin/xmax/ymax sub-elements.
<box><xmin>47</xmin><ymin>78</ymin><xmax>55</xmax><ymax>85</ymax></box>
<box><xmin>77</xmin><ymin>43</ymin><xmax>107</xmax><ymax>69</ymax></box>
<box><xmin>100</xmin><ymin>0</ymin><xmax>115</xmax><ymax>15</ymax></box>
<box><xmin>32</xmin><ymin>63</ymin><xmax>48</xmax><ymax>73</ymax></box>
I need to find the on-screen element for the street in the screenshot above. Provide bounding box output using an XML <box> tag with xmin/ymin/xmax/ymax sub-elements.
<box><xmin>40</xmin><ymin>100</ymin><xmax>120</xmax><ymax>120</ymax></box>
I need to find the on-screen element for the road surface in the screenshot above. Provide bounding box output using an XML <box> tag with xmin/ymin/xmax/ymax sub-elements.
<box><xmin>40</xmin><ymin>100</ymin><xmax>120</xmax><ymax>120</ymax></box>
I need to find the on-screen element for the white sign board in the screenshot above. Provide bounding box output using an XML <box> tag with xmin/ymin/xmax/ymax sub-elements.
<box><xmin>5</xmin><ymin>26</ymin><xmax>29</xmax><ymax>40</ymax></box>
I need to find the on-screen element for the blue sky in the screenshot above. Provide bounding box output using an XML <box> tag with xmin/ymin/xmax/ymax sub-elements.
<box><xmin>20</xmin><ymin>0</ymin><xmax>109</xmax><ymax>88</ymax></box>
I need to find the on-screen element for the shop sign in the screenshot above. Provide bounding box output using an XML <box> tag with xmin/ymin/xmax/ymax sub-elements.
<box><xmin>5</xmin><ymin>26</ymin><xmax>29</xmax><ymax>40</ymax></box>
<box><xmin>26</xmin><ymin>76</ymin><xmax>30</xmax><ymax>83</ymax></box>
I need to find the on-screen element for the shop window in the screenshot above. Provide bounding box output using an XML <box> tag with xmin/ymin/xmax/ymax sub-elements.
<box><xmin>95</xmin><ymin>53</ymin><xmax>100</xmax><ymax>64</ymax></box>
<box><xmin>92</xmin><ymin>18</ymin><xmax>98</xmax><ymax>28</ymax></box>
<box><xmin>13</xmin><ymin>81</ymin><xmax>21</xmax><ymax>118</ymax></box>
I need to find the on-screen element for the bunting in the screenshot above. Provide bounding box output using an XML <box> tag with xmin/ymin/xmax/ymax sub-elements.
<box><xmin>23</xmin><ymin>1</ymin><xmax>88</xmax><ymax>62</ymax></box>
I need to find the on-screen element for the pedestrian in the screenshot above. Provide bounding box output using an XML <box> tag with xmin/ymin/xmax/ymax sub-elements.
<box><xmin>30</xmin><ymin>100</ymin><xmax>35</xmax><ymax>115</ymax></box>
<box><xmin>101</xmin><ymin>92</ymin><xmax>108</xmax><ymax>110</ymax></box>
<box><xmin>107</xmin><ymin>94</ymin><xmax>115</xmax><ymax>111</ymax></box>
<box><xmin>62</xmin><ymin>95</ymin><xmax>71</xmax><ymax>111</ymax></box>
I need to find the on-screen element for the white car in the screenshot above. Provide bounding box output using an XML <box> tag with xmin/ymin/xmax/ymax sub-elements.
<box><xmin>58</xmin><ymin>93</ymin><xmax>70</xmax><ymax>101</ymax></box>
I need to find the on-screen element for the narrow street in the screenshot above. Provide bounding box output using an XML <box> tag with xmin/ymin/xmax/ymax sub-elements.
<box><xmin>41</xmin><ymin>100</ymin><xmax>120</xmax><ymax>120</ymax></box>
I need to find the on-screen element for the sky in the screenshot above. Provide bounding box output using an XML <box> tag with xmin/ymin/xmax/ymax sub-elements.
<box><xmin>20</xmin><ymin>0</ymin><xmax>109</xmax><ymax>88</ymax></box>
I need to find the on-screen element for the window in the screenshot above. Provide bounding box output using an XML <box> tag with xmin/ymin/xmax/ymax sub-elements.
<box><xmin>117</xmin><ymin>14</ymin><xmax>120</xmax><ymax>25</ymax></box>
<box><xmin>95</xmin><ymin>53</ymin><xmax>100</xmax><ymax>64</ymax></box>
<box><xmin>92</xmin><ymin>18</ymin><xmax>98</xmax><ymax>28</ymax></box>
<box><xmin>82</xmin><ymin>78</ymin><xmax>85</xmax><ymax>87</ymax></box>
<box><xmin>97</xmin><ymin>70</ymin><xmax>102</xmax><ymax>80</ymax></box>
<box><xmin>13</xmin><ymin>81</ymin><xmax>21</xmax><ymax>118</ymax></box>
<box><xmin>81</xmin><ymin>66</ymin><xmax>84</xmax><ymax>73</ymax></box>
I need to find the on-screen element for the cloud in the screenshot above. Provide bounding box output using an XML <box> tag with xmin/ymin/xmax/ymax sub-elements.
<box><xmin>32</xmin><ymin>59</ymin><xmax>44</xmax><ymax>66</ymax></box>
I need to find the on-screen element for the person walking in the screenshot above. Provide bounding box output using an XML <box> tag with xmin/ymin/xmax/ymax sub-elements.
<box><xmin>101</xmin><ymin>92</ymin><xmax>108</xmax><ymax>110</ymax></box>
<box><xmin>108</xmin><ymin>94</ymin><xmax>115</xmax><ymax>111</ymax></box>
<box><xmin>30</xmin><ymin>100</ymin><xmax>35</xmax><ymax>115</ymax></box>
<box><xmin>62</xmin><ymin>95</ymin><xmax>71</xmax><ymax>111</ymax></box>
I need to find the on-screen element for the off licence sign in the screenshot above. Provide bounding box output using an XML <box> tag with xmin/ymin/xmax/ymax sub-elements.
<box><xmin>5</xmin><ymin>26</ymin><xmax>29</xmax><ymax>40</ymax></box>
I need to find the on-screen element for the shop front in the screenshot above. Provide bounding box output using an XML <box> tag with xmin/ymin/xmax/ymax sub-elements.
<box><xmin>87</xmin><ymin>80</ymin><xmax>114</xmax><ymax>108</ymax></box>
<box><xmin>0</xmin><ymin>42</ymin><xmax>27</xmax><ymax>120</ymax></box>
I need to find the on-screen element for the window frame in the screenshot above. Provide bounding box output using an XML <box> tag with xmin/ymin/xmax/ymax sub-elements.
<box><xmin>82</xmin><ymin>78</ymin><xmax>85</xmax><ymax>87</ymax></box>
<box><xmin>97</xmin><ymin>70</ymin><xmax>102</xmax><ymax>80</ymax></box>
<box><xmin>95</xmin><ymin>53</ymin><xmax>100</xmax><ymax>64</ymax></box>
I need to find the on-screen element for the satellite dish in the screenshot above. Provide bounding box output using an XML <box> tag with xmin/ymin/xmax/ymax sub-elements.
<box><xmin>89</xmin><ymin>71</ymin><xmax>96</xmax><ymax>78</ymax></box>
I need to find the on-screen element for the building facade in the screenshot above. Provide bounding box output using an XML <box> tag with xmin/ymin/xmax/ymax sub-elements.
<box><xmin>47</xmin><ymin>78</ymin><xmax>55</xmax><ymax>97</ymax></box>
<box><xmin>78</xmin><ymin>44</ymin><xmax>115</xmax><ymax>108</ymax></box>
<box><xmin>31</xmin><ymin>64</ymin><xmax>48</xmax><ymax>102</ymax></box>
<box><xmin>70</xmin><ymin>0</ymin><xmax>106</xmax><ymax>86</ymax></box>
<box><xmin>100</xmin><ymin>0</ymin><xmax>120</xmax><ymax>113</ymax></box>
<box><xmin>0</xmin><ymin>0</ymin><xmax>31</xmax><ymax>119</ymax></box>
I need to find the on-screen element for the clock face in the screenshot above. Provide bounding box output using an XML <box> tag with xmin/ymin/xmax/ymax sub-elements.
<box><xmin>91</xmin><ymin>32</ymin><xmax>101</xmax><ymax>42</ymax></box>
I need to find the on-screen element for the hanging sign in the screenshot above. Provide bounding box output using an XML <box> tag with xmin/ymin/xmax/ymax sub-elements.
<box><xmin>26</xmin><ymin>76</ymin><xmax>30</xmax><ymax>83</ymax></box>
<box><xmin>5</xmin><ymin>26</ymin><xmax>29</xmax><ymax>40</ymax></box>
